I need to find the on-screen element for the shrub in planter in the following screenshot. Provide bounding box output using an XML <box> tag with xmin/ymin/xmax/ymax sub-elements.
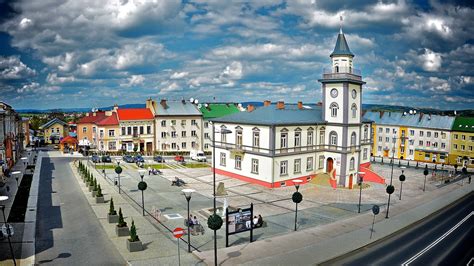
<box><xmin>89</xmin><ymin>178</ymin><xmax>95</xmax><ymax>192</ymax></box>
<box><xmin>116</xmin><ymin>208</ymin><xmax>129</xmax><ymax>237</ymax></box>
<box><xmin>108</xmin><ymin>198</ymin><xmax>119</xmax><ymax>223</ymax></box>
<box><xmin>127</xmin><ymin>220</ymin><xmax>143</xmax><ymax>252</ymax></box>
<box><xmin>95</xmin><ymin>184</ymin><xmax>104</xmax><ymax>203</ymax></box>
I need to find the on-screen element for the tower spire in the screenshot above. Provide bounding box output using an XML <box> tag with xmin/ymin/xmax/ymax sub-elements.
<box><xmin>339</xmin><ymin>15</ymin><xmax>343</xmax><ymax>34</ymax></box>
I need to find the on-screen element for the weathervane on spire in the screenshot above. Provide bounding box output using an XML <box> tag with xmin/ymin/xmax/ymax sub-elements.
<box><xmin>339</xmin><ymin>15</ymin><xmax>343</xmax><ymax>34</ymax></box>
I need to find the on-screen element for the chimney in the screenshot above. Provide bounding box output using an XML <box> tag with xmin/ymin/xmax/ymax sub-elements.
<box><xmin>264</xmin><ymin>100</ymin><xmax>271</xmax><ymax>107</ymax></box>
<box><xmin>419</xmin><ymin>113</ymin><xmax>424</xmax><ymax>122</ymax></box>
<box><xmin>247</xmin><ymin>104</ymin><xmax>255</xmax><ymax>112</ymax></box>
<box><xmin>276</xmin><ymin>101</ymin><xmax>285</xmax><ymax>110</ymax></box>
<box><xmin>379</xmin><ymin>111</ymin><xmax>385</xmax><ymax>118</ymax></box>
<box><xmin>297</xmin><ymin>101</ymin><xmax>303</xmax><ymax>109</ymax></box>
<box><xmin>160</xmin><ymin>99</ymin><xmax>168</xmax><ymax>109</ymax></box>
<box><xmin>113</xmin><ymin>104</ymin><xmax>119</xmax><ymax>112</ymax></box>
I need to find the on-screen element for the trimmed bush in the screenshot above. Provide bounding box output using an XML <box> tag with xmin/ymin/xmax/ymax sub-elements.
<box><xmin>109</xmin><ymin>198</ymin><xmax>117</xmax><ymax>215</ymax></box>
<box><xmin>118</xmin><ymin>208</ymin><xmax>127</xmax><ymax>227</ymax></box>
<box><xmin>129</xmin><ymin>220</ymin><xmax>139</xmax><ymax>242</ymax></box>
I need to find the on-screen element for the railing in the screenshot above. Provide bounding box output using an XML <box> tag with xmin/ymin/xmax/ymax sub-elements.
<box><xmin>322</xmin><ymin>67</ymin><xmax>362</xmax><ymax>81</ymax></box>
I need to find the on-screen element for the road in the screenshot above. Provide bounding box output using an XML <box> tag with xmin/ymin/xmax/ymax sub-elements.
<box><xmin>35</xmin><ymin>156</ymin><xmax>125</xmax><ymax>265</ymax></box>
<box><xmin>323</xmin><ymin>192</ymin><xmax>474</xmax><ymax>266</ymax></box>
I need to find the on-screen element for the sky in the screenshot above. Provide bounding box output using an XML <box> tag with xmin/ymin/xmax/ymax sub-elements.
<box><xmin>0</xmin><ymin>0</ymin><xmax>473</xmax><ymax>110</ymax></box>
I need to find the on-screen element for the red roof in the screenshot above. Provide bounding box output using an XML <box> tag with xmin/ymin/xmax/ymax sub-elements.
<box><xmin>117</xmin><ymin>108</ymin><xmax>154</xmax><ymax>120</ymax></box>
<box><xmin>78</xmin><ymin>111</ymin><xmax>106</xmax><ymax>124</ymax></box>
<box><xmin>96</xmin><ymin>112</ymin><xmax>119</xmax><ymax>126</ymax></box>
<box><xmin>60</xmin><ymin>136</ymin><xmax>78</xmax><ymax>144</ymax></box>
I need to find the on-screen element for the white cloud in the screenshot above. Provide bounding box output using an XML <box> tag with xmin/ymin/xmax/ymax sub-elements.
<box><xmin>0</xmin><ymin>56</ymin><xmax>37</xmax><ymax>79</ymax></box>
<box><xmin>19</xmin><ymin>18</ymin><xmax>33</xmax><ymax>30</ymax></box>
<box><xmin>159</xmin><ymin>82</ymin><xmax>180</xmax><ymax>94</ymax></box>
<box><xmin>420</xmin><ymin>49</ymin><xmax>442</xmax><ymax>72</ymax></box>
<box><xmin>220</xmin><ymin>61</ymin><xmax>242</xmax><ymax>80</ymax></box>
<box><xmin>428</xmin><ymin>77</ymin><xmax>450</xmax><ymax>92</ymax></box>
<box><xmin>46</xmin><ymin>73</ymin><xmax>76</xmax><ymax>84</ymax></box>
<box><xmin>170</xmin><ymin>71</ymin><xmax>189</xmax><ymax>79</ymax></box>
<box><xmin>17</xmin><ymin>82</ymin><xmax>61</xmax><ymax>93</ymax></box>
<box><xmin>128</xmin><ymin>75</ymin><xmax>145</xmax><ymax>86</ymax></box>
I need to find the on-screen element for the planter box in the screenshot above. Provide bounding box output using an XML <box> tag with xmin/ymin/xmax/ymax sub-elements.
<box><xmin>92</xmin><ymin>190</ymin><xmax>97</xmax><ymax>197</ymax></box>
<box><xmin>89</xmin><ymin>185</ymin><xmax>94</xmax><ymax>192</ymax></box>
<box><xmin>116</xmin><ymin>226</ymin><xmax>129</xmax><ymax>237</ymax></box>
<box><xmin>96</xmin><ymin>196</ymin><xmax>104</xmax><ymax>203</ymax></box>
<box><xmin>108</xmin><ymin>214</ymin><xmax>119</xmax><ymax>223</ymax></box>
<box><xmin>127</xmin><ymin>239</ymin><xmax>143</xmax><ymax>252</ymax></box>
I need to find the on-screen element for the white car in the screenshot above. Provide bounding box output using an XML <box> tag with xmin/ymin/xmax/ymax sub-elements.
<box><xmin>190</xmin><ymin>150</ymin><xmax>207</xmax><ymax>162</ymax></box>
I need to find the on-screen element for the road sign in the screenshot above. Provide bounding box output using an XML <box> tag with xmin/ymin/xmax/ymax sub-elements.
<box><xmin>173</xmin><ymin>227</ymin><xmax>184</xmax><ymax>238</ymax></box>
<box><xmin>1</xmin><ymin>224</ymin><xmax>14</xmax><ymax>237</ymax></box>
<box><xmin>372</xmin><ymin>205</ymin><xmax>380</xmax><ymax>215</ymax></box>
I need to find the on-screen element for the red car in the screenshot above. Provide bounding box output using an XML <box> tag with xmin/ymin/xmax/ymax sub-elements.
<box><xmin>174</xmin><ymin>155</ymin><xmax>185</xmax><ymax>162</ymax></box>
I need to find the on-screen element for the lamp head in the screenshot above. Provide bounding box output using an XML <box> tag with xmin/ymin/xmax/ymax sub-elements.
<box><xmin>182</xmin><ymin>188</ymin><xmax>195</xmax><ymax>200</ymax></box>
<box><xmin>138</xmin><ymin>169</ymin><xmax>146</xmax><ymax>178</ymax></box>
<box><xmin>293</xmin><ymin>179</ymin><xmax>303</xmax><ymax>190</ymax></box>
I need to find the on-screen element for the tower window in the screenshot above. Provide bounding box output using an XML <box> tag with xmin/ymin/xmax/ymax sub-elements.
<box><xmin>351</xmin><ymin>132</ymin><xmax>357</xmax><ymax>146</ymax></box>
<box><xmin>330</xmin><ymin>102</ymin><xmax>339</xmax><ymax>117</ymax></box>
<box><xmin>330</xmin><ymin>131</ymin><xmax>338</xmax><ymax>146</ymax></box>
<box><xmin>351</xmin><ymin>104</ymin><xmax>357</xmax><ymax>118</ymax></box>
<box><xmin>335</xmin><ymin>66</ymin><xmax>339</xmax><ymax>73</ymax></box>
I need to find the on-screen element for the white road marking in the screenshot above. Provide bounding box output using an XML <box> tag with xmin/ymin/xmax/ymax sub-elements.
<box><xmin>402</xmin><ymin>211</ymin><xmax>474</xmax><ymax>266</ymax></box>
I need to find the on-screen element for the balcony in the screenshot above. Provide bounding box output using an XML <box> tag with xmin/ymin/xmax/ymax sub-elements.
<box><xmin>322</xmin><ymin>67</ymin><xmax>362</xmax><ymax>81</ymax></box>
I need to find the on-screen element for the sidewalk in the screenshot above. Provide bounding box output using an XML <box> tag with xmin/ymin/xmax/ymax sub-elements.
<box><xmin>71</xmin><ymin>159</ymin><xmax>205</xmax><ymax>265</ymax></box>
<box><xmin>196</xmin><ymin>179</ymin><xmax>474</xmax><ymax>265</ymax></box>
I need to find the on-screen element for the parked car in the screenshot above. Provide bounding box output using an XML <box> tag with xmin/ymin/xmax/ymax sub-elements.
<box><xmin>122</xmin><ymin>155</ymin><xmax>134</xmax><ymax>163</ymax></box>
<box><xmin>190</xmin><ymin>150</ymin><xmax>207</xmax><ymax>162</ymax></box>
<box><xmin>134</xmin><ymin>155</ymin><xmax>145</xmax><ymax>163</ymax></box>
<box><xmin>101</xmin><ymin>155</ymin><xmax>112</xmax><ymax>163</ymax></box>
<box><xmin>153</xmin><ymin>156</ymin><xmax>165</xmax><ymax>163</ymax></box>
<box><xmin>91</xmin><ymin>155</ymin><xmax>101</xmax><ymax>163</ymax></box>
<box><xmin>174</xmin><ymin>155</ymin><xmax>185</xmax><ymax>162</ymax></box>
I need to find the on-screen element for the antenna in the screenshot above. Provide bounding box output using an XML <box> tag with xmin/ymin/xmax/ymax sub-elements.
<box><xmin>340</xmin><ymin>15</ymin><xmax>343</xmax><ymax>34</ymax></box>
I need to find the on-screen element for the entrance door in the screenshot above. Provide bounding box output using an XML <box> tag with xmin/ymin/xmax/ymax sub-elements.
<box><xmin>349</xmin><ymin>174</ymin><xmax>353</xmax><ymax>189</ymax></box>
<box><xmin>326</xmin><ymin>157</ymin><xmax>334</xmax><ymax>173</ymax></box>
<box><xmin>146</xmin><ymin>142</ymin><xmax>153</xmax><ymax>155</ymax></box>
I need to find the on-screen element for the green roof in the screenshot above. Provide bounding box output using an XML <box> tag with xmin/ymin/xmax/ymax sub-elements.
<box><xmin>452</xmin><ymin>117</ymin><xmax>474</xmax><ymax>133</ymax></box>
<box><xmin>199</xmin><ymin>103</ymin><xmax>240</xmax><ymax>119</ymax></box>
<box><xmin>330</xmin><ymin>33</ymin><xmax>354</xmax><ymax>57</ymax></box>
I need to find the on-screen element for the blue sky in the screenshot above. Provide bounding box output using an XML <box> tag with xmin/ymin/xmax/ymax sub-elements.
<box><xmin>0</xmin><ymin>0</ymin><xmax>473</xmax><ymax>110</ymax></box>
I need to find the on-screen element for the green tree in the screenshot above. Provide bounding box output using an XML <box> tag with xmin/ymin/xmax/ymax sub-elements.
<box><xmin>109</xmin><ymin>198</ymin><xmax>116</xmax><ymax>215</ymax></box>
<box><xmin>129</xmin><ymin>220</ymin><xmax>139</xmax><ymax>242</ymax></box>
<box><xmin>118</xmin><ymin>208</ymin><xmax>127</xmax><ymax>227</ymax></box>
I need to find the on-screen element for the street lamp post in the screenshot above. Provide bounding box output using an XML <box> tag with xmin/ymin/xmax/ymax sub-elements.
<box><xmin>115</xmin><ymin>159</ymin><xmax>122</xmax><ymax>194</ymax></box>
<box><xmin>423</xmin><ymin>165</ymin><xmax>428</xmax><ymax>192</ymax></box>
<box><xmin>182</xmin><ymin>189</ymin><xmax>195</xmax><ymax>253</ymax></box>
<box><xmin>138</xmin><ymin>169</ymin><xmax>147</xmax><ymax>216</ymax></box>
<box><xmin>357</xmin><ymin>172</ymin><xmax>365</xmax><ymax>213</ymax></box>
<box><xmin>399</xmin><ymin>167</ymin><xmax>406</xmax><ymax>200</ymax></box>
<box><xmin>385</xmin><ymin>135</ymin><xmax>398</xmax><ymax>219</ymax></box>
<box><xmin>0</xmin><ymin>196</ymin><xmax>16</xmax><ymax>266</ymax></box>
<box><xmin>292</xmin><ymin>180</ymin><xmax>303</xmax><ymax>231</ymax></box>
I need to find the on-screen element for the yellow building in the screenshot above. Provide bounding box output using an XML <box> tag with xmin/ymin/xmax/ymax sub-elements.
<box><xmin>40</xmin><ymin>118</ymin><xmax>69</xmax><ymax>144</ymax></box>
<box><xmin>449</xmin><ymin>117</ymin><xmax>474</xmax><ymax>168</ymax></box>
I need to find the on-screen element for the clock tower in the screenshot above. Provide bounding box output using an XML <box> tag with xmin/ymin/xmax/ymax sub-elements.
<box><xmin>319</xmin><ymin>26</ymin><xmax>366</xmax><ymax>187</ymax></box>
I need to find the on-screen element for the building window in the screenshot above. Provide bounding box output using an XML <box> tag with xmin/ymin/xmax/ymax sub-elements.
<box><xmin>351</xmin><ymin>132</ymin><xmax>356</xmax><ymax>146</ymax></box>
<box><xmin>294</xmin><ymin>131</ymin><xmax>301</xmax><ymax>147</ymax></box>
<box><xmin>409</xmin><ymin>139</ymin><xmax>414</xmax><ymax>145</ymax></box>
<box><xmin>121</xmin><ymin>127</ymin><xmax>125</xmax><ymax>135</ymax></box>
<box><xmin>204</xmin><ymin>133</ymin><xmax>209</xmax><ymax>139</ymax></box>
<box><xmin>330</xmin><ymin>102</ymin><xmax>339</xmax><ymax>117</ymax></box>
<box><xmin>181</xmin><ymin>120</ymin><xmax>186</xmax><ymax>126</ymax></box>
<box><xmin>461</xmin><ymin>145</ymin><xmax>465</xmax><ymax>150</ymax></box>
<box><xmin>161</xmin><ymin>120</ymin><xmax>166</xmax><ymax>127</ymax></box>
<box><xmin>281</xmin><ymin>133</ymin><xmax>288</xmax><ymax>148</ymax></box>
<box><xmin>419</xmin><ymin>131</ymin><xmax>424</xmax><ymax>137</ymax></box>
<box><xmin>364</xmin><ymin>126</ymin><xmax>368</xmax><ymax>140</ymax></box>
<box><xmin>427</xmin><ymin>131</ymin><xmax>431</xmax><ymax>138</ymax></box>
<box><xmin>280</xmin><ymin>161</ymin><xmax>288</xmax><ymax>175</ymax></box>
<box><xmin>433</xmin><ymin>142</ymin><xmax>438</xmax><ymax>148</ymax></box>
<box><xmin>192</xmin><ymin>141</ymin><xmax>196</xmax><ymax>148</ymax></box>
<box><xmin>351</xmin><ymin>104</ymin><xmax>357</xmax><ymax>118</ymax></box>
<box><xmin>442</xmin><ymin>132</ymin><xmax>447</xmax><ymax>139</ymax></box>
<box><xmin>220</xmin><ymin>153</ymin><xmax>226</xmax><ymax>166</ymax></box>
<box><xmin>350</xmin><ymin>157</ymin><xmax>355</xmax><ymax>170</ymax></box>
<box><xmin>221</xmin><ymin>131</ymin><xmax>227</xmax><ymax>143</ymax></box>
<box><xmin>171</xmin><ymin>143</ymin><xmax>177</xmax><ymax>149</ymax></box>
<box><xmin>386</xmin><ymin>137</ymin><xmax>390</xmax><ymax>143</ymax></box>
<box><xmin>127</xmin><ymin>127</ymin><xmax>132</xmax><ymax>135</ymax></box>
<box><xmin>171</xmin><ymin>131</ymin><xmax>177</xmax><ymax>138</ymax></box>
<box><xmin>253</xmin><ymin>131</ymin><xmax>260</xmax><ymax>148</ymax></box>
<box><xmin>306</xmin><ymin>157</ymin><xmax>313</xmax><ymax>171</ymax></box>
<box><xmin>378</xmin><ymin>137</ymin><xmax>382</xmax><ymax>142</ymax></box>
<box><xmin>191</xmin><ymin>130</ymin><xmax>197</xmax><ymax>137</ymax></box>
<box><xmin>182</xmin><ymin>131</ymin><xmax>187</xmax><ymax>137</ymax></box>
<box><xmin>108</xmin><ymin>130</ymin><xmax>115</xmax><ymax>137</ymax></box>
<box><xmin>171</xmin><ymin>120</ymin><xmax>176</xmax><ymax>126</ymax></box>
<box><xmin>236</xmin><ymin>130</ymin><xmax>243</xmax><ymax>147</ymax></box>
<box><xmin>419</xmin><ymin>140</ymin><xmax>423</xmax><ymax>146</ymax></box>
<box><xmin>426</xmin><ymin>141</ymin><xmax>431</xmax><ymax>147</ymax></box>
<box><xmin>469</xmin><ymin>146</ymin><xmax>473</xmax><ymax>151</ymax></box>
<box><xmin>147</xmin><ymin>126</ymin><xmax>151</xmax><ymax>134</ymax></box>
<box><xmin>83</xmin><ymin>127</ymin><xmax>87</xmax><ymax>133</ymax></box>
<box><xmin>251</xmin><ymin>159</ymin><xmax>259</xmax><ymax>174</ymax></box>
<box><xmin>235</xmin><ymin>155</ymin><xmax>242</xmax><ymax>170</ymax></box>
<box><xmin>93</xmin><ymin>127</ymin><xmax>96</xmax><ymax>133</ymax></box>
<box><xmin>330</xmin><ymin>131</ymin><xmax>337</xmax><ymax>146</ymax></box>
<box><xmin>319</xmin><ymin>129</ymin><xmax>325</xmax><ymax>145</ymax></box>
<box><xmin>204</xmin><ymin>122</ymin><xmax>209</xmax><ymax>128</ymax></box>
<box><xmin>191</xmin><ymin>119</ymin><xmax>197</xmax><ymax>126</ymax></box>
<box><xmin>318</xmin><ymin>156</ymin><xmax>324</xmax><ymax>169</ymax></box>
<box><xmin>409</xmin><ymin>149</ymin><xmax>414</xmax><ymax>155</ymax></box>
<box><xmin>462</xmin><ymin>135</ymin><xmax>466</xmax><ymax>140</ymax></box>
<box><xmin>108</xmin><ymin>141</ymin><xmax>116</xmax><ymax>150</ymax></box>
<box><xmin>454</xmin><ymin>134</ymin><xmax>458</xmax><ymax>140</ymax></box>
<box><xmin>140</xmin><ymin>126</ymin><xmax>144</xmax><ymax>135</ymax></box>
<box><xmin>294</xmin><ymin>159</ymin><xmax>301</xmax><ymax>173</ymax></box>
<box><xmin>100</xmin><ymin>141</ymin><xmax>104</xmax><ymax>150</ymax></box>
<box><xmin>378</xmin><ymin>146</ymin><xmax>382</xmax><ymax>151</ymax></box>
<box><xmin>204</xmin><ymin>144</ymin><xmax>209</xmax><ymax>149</ymax></box>
<box><xmin>454</xmin><ymin>144</ymin><xmax>458</xmax><ymax>149</ymax></box>
<box><xmin>161</xmin><ymin>132</ymin><xmax>166</xmax><ymax>138</ymax></box>
<box><xmin>307</xmin><ymin>130</ymin><xmax>314</xmax><ymax>147</ymax></box>
<box><xmin>386</xmin><ymin>128</ymin><xmax>390</xmax><ymax>134</ymax></box>
<box><xmin>379</xmin><ymin>128</ymin><xmax>383</xmax><ymax>133</ymax></box>
<box><xmin>434</xmin><ymin>132</ymin><xmax>438</xmax><ymax>138</ymax></box>
<box><xmin>99</xmin><ymin>130</ymin><xmax>104</xmax><ymax>138</ymax></box>
<box><xmin>182</xmin><ymin>142</ymin><xmax>186</xmax><ymax>149</ymax></box>
<box><xmin>410</xmin><ymin>130</ymin><xmax>414</xmax><ymax>136</ymax></box>
<box><xmin>441</xmin><ymin>143</ymin><xmax>446</xmax><ymax>149</ymax></box>
<box><xmin>363</xmin><ymin>148</ymin><xmax>368</xmax><ymax>160</ymax></box>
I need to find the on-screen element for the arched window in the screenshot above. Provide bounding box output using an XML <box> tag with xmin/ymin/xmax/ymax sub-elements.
<box><xmin>350</xmin><ymin>157</ymin><xmax>355</xmax><ymax>170</ymax></box>
<box><xmin>330</xmin><ymin>102</ymin><xmax>339</xmax><ymax>117</ymax></box>
<box><xmin>329</xmin><ymin>131</ymin><xmax>338</xmax><ymax>146</ymax></box>
<box><xmin>364</xmin><ymin>125</ymin><xmax>369</xmax><ymax>140</ymax></box>
<box><xmin>351</xmin><ymin>104</ymin><xmax>357</xmax><ymax>118</ymax></box>
<box><xmin>335</xmin><ymin>65</ymin><xmax>339</xmax><ymax>73</ymax></box>
<box><xmin>351</xmin><ymin>132</ymin><xmax>357</xmax><ymax>146</ymax></box>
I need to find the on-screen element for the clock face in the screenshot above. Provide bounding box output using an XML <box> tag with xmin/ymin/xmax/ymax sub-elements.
<box><xmin>352</xmin><ymin>89</ymin><xmax>357</xmax><ymax>99</ymax></box>
<box><xmin>330</xmin><ymin>89</ymin><xmax>338</xmax><ymax>98</ymax></box>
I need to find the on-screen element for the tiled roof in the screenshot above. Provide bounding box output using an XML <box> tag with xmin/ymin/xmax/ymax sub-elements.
<box><xmin>330</xmin><ymin>33</ymin><xmax>354</xmax><ymax>57</ymax></box>
<box><xmin>199</xmin><ymin>103</ymin><xmax>241</xmax><ymax>119</ymax></box>
<box><xmin>117</xmin><ymin>108</ymin><xmax>154</xmax><ymax>120</ymax></box>
<box><xmin>40</xmin><ymin>118</ymin><xmax>68</xmax><ymax>129</ymax></box>
<box><xmin>452</xmin><ymin>117</ymin><xmax>474</xmax><ymax>133</ymax></box>
<box><xmin>212</xmin><ymin>105</ymin><xmax>325</xmax><ymax>126</ymax></box>
<box><xmin>363</xmin><ymin>111</ymin><xmax>455</xmax><ymax>130</ymax></box>
<box><xmin>78</xmin><ymin>111</ymin><xmax>106</xmax><ymax>124</ymax></box>
<box><xmin>154</xmin><ymin>101</ymin><xmax>202</xmax><ymax>116</ymax></box>
<box><xmin>96</xmin><ymin>112</ymin><xmax>119</xmax><ymax>126</ymax></box>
